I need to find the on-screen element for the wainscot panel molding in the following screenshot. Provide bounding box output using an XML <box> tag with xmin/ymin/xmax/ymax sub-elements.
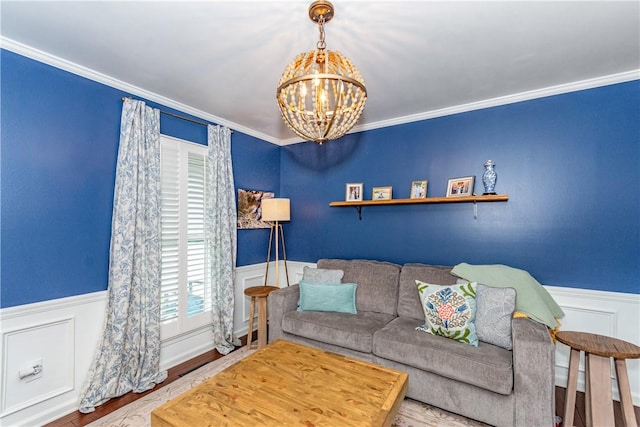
<box><xmin>0</xmin><ymin>291</ymin><xmax>107</xmax><ymax>427</ymax></box>
<box><xmin>547</xmin><ymin>285</ymin><xmax>640</xmax><ymax>405</ymax></box>
<box><xmin>2</xmin><ymin>269</ymin><xmax>636</xmax><ymax>425</ymax></box>
<box><xmin>1</xmin><ymin>317</ymin><xmax>75</xmax><ymax>417</ymax></box>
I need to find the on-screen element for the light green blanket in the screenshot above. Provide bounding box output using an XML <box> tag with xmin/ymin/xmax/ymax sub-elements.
<box><xmin>451</xmin><ymin>263</ymin><xmax>564</xmax><ymax>329</ymax></box>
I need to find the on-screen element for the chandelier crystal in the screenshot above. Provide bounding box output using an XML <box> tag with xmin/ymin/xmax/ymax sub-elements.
<box><xmin>276</xmin><ymin>1</ymin><xmax>367</xmax><ymax>144</ymax></box>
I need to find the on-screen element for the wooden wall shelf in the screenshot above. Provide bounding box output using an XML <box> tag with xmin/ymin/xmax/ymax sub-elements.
<box><xmin>329</xmin><ymin>194</ymin><xmax>509</xmax><ymax>219</ymax></box>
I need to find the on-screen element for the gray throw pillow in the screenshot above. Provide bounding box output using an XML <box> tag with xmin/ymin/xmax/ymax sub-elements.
<box><xmin>302</xmin><ymin>266</ymin><xmax>344</xmax><ymax>284</ymax></box>
<box><xmin>475</xmin><ymin>283</ymin><xmax>517</xmax><ymax>350</ymax></box>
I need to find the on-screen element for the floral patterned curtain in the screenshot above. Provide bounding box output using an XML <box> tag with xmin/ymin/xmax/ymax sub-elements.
<box><xmin>206</xmin><ymin>125</ymin><xmax>239</xmax><ymax>354</ymax></box>
<box><xmin>78</xmin><ymin>99</ymin><xmax>167</xmax><ymax>413</ymax></box>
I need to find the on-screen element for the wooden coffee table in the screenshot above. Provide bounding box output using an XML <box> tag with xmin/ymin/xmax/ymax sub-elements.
<box><xmin>151</xmin><ymin>339</ymin><xmax>408</xmax><ymax>427</ymax></box>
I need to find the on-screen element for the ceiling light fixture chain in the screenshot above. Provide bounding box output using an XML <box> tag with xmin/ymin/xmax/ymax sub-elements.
<box><xmin>276</xmin><ymin>0</ymin><xmax>367</xmax><ymax>144</ymax></box>
<box><xmin>316</xmin><ymin>15</ymin><xmax>326</xmax><ymax>50</ymax></box>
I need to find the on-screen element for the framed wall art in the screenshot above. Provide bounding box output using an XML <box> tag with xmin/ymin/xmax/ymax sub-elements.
<box><xmin>345</xmin><ymin>183</ymin><xmax>363</xmax><ymax>202</ymax></box>
<box><xmin>237</xmin><ymin>189</ymin><xmax>274</xmax><ymax>229</ymax></box>
<box><xmin>410</xmin><ymin>180</ymin><xmax>428</xmax><ymax>199</ymax></box>
<box><xmin>372</xmin><ymin>186</ymin><xmax>392</xmax><ymax>201</ymax></box>
<box><xmin>446</xmin><ymin>176</ymin><xmax>475</xmax><ymax>197</ymax></box>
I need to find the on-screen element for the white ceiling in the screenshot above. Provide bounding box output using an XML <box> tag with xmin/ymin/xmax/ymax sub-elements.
<box><xmin>1</xmin><ymin>1</ymin><xmax>639</xmax><ymax>145</ymax></box>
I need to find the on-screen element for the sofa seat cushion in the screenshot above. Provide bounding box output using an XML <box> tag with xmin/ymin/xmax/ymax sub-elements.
<box><xmin>282</xmin><ymin>310</ymin><xmax>395</xmax><ymax>353</ymax></box>
<box><xmin>373</xmin><ymin>317</ymin><xmax>514</xmax><ymax>395</ymax></box>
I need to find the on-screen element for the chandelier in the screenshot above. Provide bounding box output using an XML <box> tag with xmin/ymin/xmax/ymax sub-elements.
<box><xmin>276</xmin><ymin>1</ymin><xmax>367</xmax><ymax>144</ymax></box>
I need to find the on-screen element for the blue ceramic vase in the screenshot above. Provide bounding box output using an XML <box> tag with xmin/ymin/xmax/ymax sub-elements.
<box><xmin>482</xmin><ymin>160</ymin><xmax>497</xmax><ymax>195</ymax></box>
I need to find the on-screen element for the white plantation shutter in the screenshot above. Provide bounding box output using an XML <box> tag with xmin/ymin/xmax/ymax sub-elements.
<box><xmin>160</xmin><ymin>135</ymin><xmax>210</xmax><ymax>339</ymax></box>
<box><xmin>186</xmin><ymin>152</ymin><xmax>210</xmax><ymax>317</ymax></box>
<box><xmin>160</xmin><ymin>143</ymin><xmax>180</xmax><ymax>323</ymax></box>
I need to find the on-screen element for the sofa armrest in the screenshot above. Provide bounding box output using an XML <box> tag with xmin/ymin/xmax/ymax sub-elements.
<box><xmin>268</xmin><ymin>285</ymin><xmax>300</xmax><ymax>343</ymax></box>
<box><xmin>512</xmin><ymin>317</ymin><xmax>556</xmax><ymax>426</ymax></box>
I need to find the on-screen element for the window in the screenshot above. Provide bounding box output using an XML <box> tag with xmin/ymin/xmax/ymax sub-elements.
<box><xmin>160</xmin><ymin>135</ymin><xmax>211</xmax><ymax>339</ymax></box>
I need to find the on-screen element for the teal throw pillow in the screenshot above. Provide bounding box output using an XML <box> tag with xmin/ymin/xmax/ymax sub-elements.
<box><xmin>415</xmin><ymin>280</ymin><xmax>478</xmax><ymax>346</ymax></box>
<box><xmin>298</xmin><ymin>280</ymin><xmax>357</xmax><ymax>314</ymax></box>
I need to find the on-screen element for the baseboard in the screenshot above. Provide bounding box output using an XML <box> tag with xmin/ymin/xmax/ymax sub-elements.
<box><xmin>159</xmin><ymin>325</ymin><xmax>216</xmax><ymax>371</ymax></box>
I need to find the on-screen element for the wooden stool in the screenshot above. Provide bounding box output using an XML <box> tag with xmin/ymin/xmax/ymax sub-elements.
<box><xmin>556</xmin><ymin>331</ymin><xmax>640</xmax><ymax>427</ymax></box>
<box><xmin>244</xmin><ymin>286</ymin><xmax>279</xmax><ymax>349</ymax></box>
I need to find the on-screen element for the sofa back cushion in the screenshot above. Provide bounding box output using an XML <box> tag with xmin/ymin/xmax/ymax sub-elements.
<box><xmin>398</xmin><ymin>263</ymin><xmax>456</xmax><ymax>319</ymax></box>
<box><xmin>317</xmin><ymin>259</ymin><xmax>401</xmax><ymax>316</ymax></box>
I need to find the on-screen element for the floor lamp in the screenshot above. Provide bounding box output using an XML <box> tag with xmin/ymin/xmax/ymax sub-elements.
<box><xmin>262</xmin><ymin>198</ymin><xmax>290</xmax><ymax>287</ymax></box>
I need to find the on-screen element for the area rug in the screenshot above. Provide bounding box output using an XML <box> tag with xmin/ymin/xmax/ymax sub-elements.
<box><xmin>87</xmin><ymin>347</ymin><xmax>487</xmax><ymax>427</ymax></box>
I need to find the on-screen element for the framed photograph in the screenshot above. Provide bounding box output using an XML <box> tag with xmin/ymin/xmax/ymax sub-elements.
<box><xmin>410</xmin><ymin>180</ymin><xmax>428</xmax><ymax>199</ymax></box>
<box><xmin>372</xmin><ymin>186</ymin><xmax>393</xmax><ymax>201</ymax></box>
<box><xmin>345</xmin><ymin>183</ymin><xmax>363</xmax><ymax>202</ymax></box>
<box><xmin>446</xmin><ymin>176</ymin><xmax>475</xmax><ymax>197</ymax></box>
<box><xmin>237</xmin><ymin>189</ymin><xmax>275</xmax><ymax>229</ymax></box>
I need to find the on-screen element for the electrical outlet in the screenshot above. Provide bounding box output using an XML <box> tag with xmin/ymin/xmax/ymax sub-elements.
<box><xmin>19</xmin><ymin>358</ymin><xmax>43</xmax><ymax>382</ymax></box>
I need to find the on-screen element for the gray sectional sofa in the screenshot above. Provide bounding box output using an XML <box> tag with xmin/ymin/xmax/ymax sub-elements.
<box><xmin>268</xmin><ymin>259</ymin><xmax>556</xmax><ymax>426</ymax></box>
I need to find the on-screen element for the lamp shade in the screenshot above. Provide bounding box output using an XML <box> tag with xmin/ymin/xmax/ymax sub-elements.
<box><xmin>262</xmin><ymin>198</ymin><xmax>290</xmax><ymax>222</ymax></box>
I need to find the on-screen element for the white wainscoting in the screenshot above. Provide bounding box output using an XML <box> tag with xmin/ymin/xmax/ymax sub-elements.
<box><xmin>0</xmin><ymin>292</ymin><xmax>107</xmax><ymax>427</ymax></box>
<box><xmin>2</xmin><ymin>316</ymin><xmax>75</xmax><ymax>417</ymax></box>
<box><xmin>0</xmin><ymin>261</ymin><xmax>311</xmax><ymax>426</ymax></box>
<box><xmin>547</xmin><ymin>285</ymin><xmax>640</xmax><ymax>405</ymax></box>
<box><xmin>1</xmin><ymin>263</ymin><xmax>637</xmax><ymax>425</ymax></box>
<box><xmin>236</xmin><ymin>261</ymin><xmax>311</xmax><ymax>338</ymax></box>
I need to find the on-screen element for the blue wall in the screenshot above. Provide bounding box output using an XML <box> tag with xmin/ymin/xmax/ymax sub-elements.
<box><xmin>2</xmin><ymin>49</ymin><xmax>638</xmax><ymax>308</ymax></box>
<box><xmin>281</xmin><ymin>81</ymin><xmax>640</xmax><ymax>294</ymax></box>
<box><xmin>1</xmin><ymin>50</ymin><xmax>279</xmax><ymax>308</ymax></box>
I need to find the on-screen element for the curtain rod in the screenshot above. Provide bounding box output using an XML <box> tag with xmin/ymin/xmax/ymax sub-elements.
<box><xmin>121</xmin><ymin>97</ymin><xmax>232</xmax><ymax>132</ymax></box>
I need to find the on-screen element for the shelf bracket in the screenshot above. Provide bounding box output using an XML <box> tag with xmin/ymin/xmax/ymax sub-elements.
<box><xmin>473</xmin><ymin>201</ymin><xmax>478</xmax><ymax>219</ymax></box>
<box><xmin>352</xmin><ymin>205</ymin><xmax>363</xmax><ymax>220</ymax></box>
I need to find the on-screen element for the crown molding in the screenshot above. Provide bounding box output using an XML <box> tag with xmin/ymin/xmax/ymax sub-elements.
<box><xmin>0</xmin><ymin>37</ymin><xmax>281</xmax><ymax>145</ymax></box>
<box><xmin>346</xmin><ymin>69</ymin><xmax>640</xmax><ymax>137</ymax></box>
<box><xmin>275</xmin><ymin>69</ymin><xmax>640</xmax><ymax>146</ymax></box>
<box><xmin>3</xmin><ymin>36</ymin><xmax>637</xmax><ymax>147</ymax></box>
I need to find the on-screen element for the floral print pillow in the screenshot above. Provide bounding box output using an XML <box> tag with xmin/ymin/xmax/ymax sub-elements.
<box><xmin>415</xmin><ymin>280</ymin><xmax>478</xmax><ymax>346</ymax></box>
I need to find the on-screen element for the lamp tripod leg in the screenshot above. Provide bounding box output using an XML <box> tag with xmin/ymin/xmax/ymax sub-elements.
<box><xmin>274</xmin><ymin>221</ymin><xmax>279</xmax><ymax>287</ymax></box>
<box><xmin>280</xmin><ymin>224</ymin><xmax>290</xmax><ymax>286</ymax></box>
<box><xmin>264</xmin><ymin>225</ymin><xmax>274</xmax><ymax>286</ymax></box>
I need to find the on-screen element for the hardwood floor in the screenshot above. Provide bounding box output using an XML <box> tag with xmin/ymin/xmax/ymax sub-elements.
<box><xmin>554</xmin><ymin>385</ymin><xmax>640</xmax><ymax>427</ymax></box>
<box><xmin>44</xmin><ymin>335</ymin><xmax>250</xmax><ymax>427</ymax></box>
<box><xmin>45</xmin><ymin>334</ymin><xmax>640</xmax><ymax>427</ymax></box>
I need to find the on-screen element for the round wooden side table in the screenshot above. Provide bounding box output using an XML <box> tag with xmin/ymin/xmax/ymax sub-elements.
<box><xmin>244</xmin><ymin>285</ymin><xmax>279</xmax><ymax>349</ymax></box>
<box><xmin>556</xmin><ymin>330</ymin><xmax>640</xmax><ymax>427</ymax></box>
